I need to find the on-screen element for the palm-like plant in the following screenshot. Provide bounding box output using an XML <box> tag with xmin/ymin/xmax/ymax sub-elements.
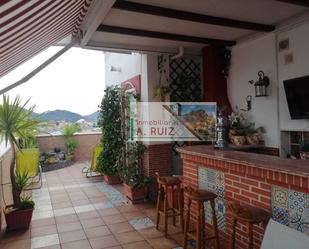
<box><xmin>0</xmin><ymin>95</ymin><xmax>41</xmax><ymax>208</ymax></box>
<box><xmin>62</xmin><ymin>123</ymin><xmax>81</xmax><ymax>137</ymax></box>
<box><xmin>62</xmin><ymin>123</ymin><xmax>80</xmax><ymax>156</ymax></box>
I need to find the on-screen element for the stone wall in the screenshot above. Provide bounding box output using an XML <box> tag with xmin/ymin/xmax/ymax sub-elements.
<box><xmin>37</xmin><ymin>133</ymin><xmax>101</xmax><ymax>161</ymax></box>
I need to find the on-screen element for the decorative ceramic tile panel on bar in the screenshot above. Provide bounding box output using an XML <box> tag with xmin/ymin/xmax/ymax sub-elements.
<box><xmin>272</xmin><ymin>185</ymin><xmax>309</xmax><ymax>234</ymax></box>
<box><xmin>198</xmin><ymin>167</ymin><xmax>226</xmax><ymax>230</ymax></box>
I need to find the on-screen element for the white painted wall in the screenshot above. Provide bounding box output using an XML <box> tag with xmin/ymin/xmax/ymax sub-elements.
<box><xmin>228</xmin><ymin>33</ymin><xmax>279</xmax><ymax>147</ymax></box>
<box><xmin>228</xmin><ymin>20</ymin><xmax>309</xmax><ymax>150</ymax></box>
<box><xmin>104</xmin><ymin>52</ymin><xmax>142</xmax><ymax>86</ymax></box>
<box><xmin>278</xmin><ymin>23</ymin><xmax>309</xmax><ymax>131</ymax></box>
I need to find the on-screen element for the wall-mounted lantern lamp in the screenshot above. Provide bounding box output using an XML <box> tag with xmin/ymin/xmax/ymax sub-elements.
<box><xmin>249</xmin><ymin>70</ymin><xmax>270</xmax><ymax>97</ymax></box>
<box><xmin>110</xmin><ymin>65</ymin><xmax>122</xmax><ymax>72</ymax></box>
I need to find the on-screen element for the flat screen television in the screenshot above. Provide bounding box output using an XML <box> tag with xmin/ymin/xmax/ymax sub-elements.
<box><xmin>284</xmin><ymin>75</ymin><xmax>309</xmax><ymax>119</ymax></box>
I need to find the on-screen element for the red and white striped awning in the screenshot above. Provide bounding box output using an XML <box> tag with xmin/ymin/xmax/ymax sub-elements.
<box><xmin>0</xmin><ymin>0</ymin><xmax>92</xmax><ymax>78</ymax></box>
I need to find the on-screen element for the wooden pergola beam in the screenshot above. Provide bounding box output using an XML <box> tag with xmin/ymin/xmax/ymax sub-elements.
<box><xmin>276</xmin><ymin>0</ymin><xmax>309</xmax><ymax>8</ymax></box>
<box><xmin>97</xmin><ymin>25</ymin><xmax>236</xmax><ymax>47</ymax></box>
<box><xmin>113</xmin><ymin>1</ymin><xmax>275</xmax><ymax>32</ymax></box>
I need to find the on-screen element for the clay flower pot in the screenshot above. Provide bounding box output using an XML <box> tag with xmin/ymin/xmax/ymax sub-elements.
<box><xmin>123</xmin><ymin>183</ymin><xmax>148</xmax><ymax>203</ymax></box>
<box><xmin>230</xmin><ymin>135</ymin><xmax>246</xmax><ymax>146</ymax></box>
<box><xmin>103</xmin><ymin>175</ymin><xmax>122</xmax><ymax>185</ymax></box>
<box><xmin>246</xmin><ymin>133</ymin><xmax>261</xmax><ymax>145</ymax></box>
<box><xmin>300</xmin><ymin>151</ymin><xmax>309</xmax><ymax>160</ymax></box>
<box><xmin>4</xmin><ymin>205</ymin><xmax>33</xmax><ymax>231</ymax></box>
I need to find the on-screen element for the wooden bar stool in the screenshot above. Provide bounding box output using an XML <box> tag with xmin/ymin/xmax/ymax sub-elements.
<box><xmin>155</xmin><ymin>172</ymin><xmax>184</xmax><ymax>237</ymax></box>
<box><xmin>183</xmin><ymin>186</ymin><xmax>220</xmax><ymax>249</ymax></box>
<box><xmin>227</xmin><ymin>201</ymin><xmax>271</xmax><ymax>249</ymax></box>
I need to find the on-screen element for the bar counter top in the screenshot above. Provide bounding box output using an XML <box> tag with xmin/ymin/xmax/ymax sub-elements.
<box><xmin>177</xmin><ymin>145</ymin><xmax>309</xmax><ymax>177</ymax></box>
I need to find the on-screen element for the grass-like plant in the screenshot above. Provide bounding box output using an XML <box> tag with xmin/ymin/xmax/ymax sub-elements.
<box><xmin>0</xmin><ymin>95</ymin><xmax>41</xmax><ymax>208</ymax></box>
<box><xmin>63</xmin><ymin>123</ymin><xmax>81</xmax><ymax>137</ymax></box>
<box><xmin>20</xmin><ymin>196</ymin><xmax>35</xmax><ymax>210</ymax></box>
<box><xmin>66</xmin><ymin>138</ymin><xmax>78</xmax><ymax>155</ymax></box>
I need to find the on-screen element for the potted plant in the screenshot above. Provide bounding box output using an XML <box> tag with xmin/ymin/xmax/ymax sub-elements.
<box><xmin>97</xmin><ymin>86</ymin><xmax>123</xmax><ymax>184</ymax></box>
<box><xmin>299</xmin><ymin>141</ymin><xmax>309</xmax><ymax>159</ymax></box>
<box><xmin>228</xmin><ymin>110</ymin><xmax>248</xmax><ymax>145</ymax></box>
<box><xmin>153</xmin><ymin>85</ymin><xmax>170</xmax><ymax>102</ymax></box>
<box><xmin>62</xmin><ymin>123</ymin><xmax>80</xmax><ymax>161</ymax></box>
<box><xmin>120</xmin><ymin>143</ymin><xmax>151</xmax><ymax>203</ymax></box>
<box><xmin>228</xmin><ymin>109</ymin><xmax>265</xmax><ymax>146</ymax></box>
<box><xmin>0</xmin><ymin>95</ymin><xmax>41</xmax><ymax>230</ymax></box>
<box><xmin>65</xmin><ymin>138</ymin><xmax>78</xmax><ymax>160</ymax></box>
<box><xmin>4</xmin><ymin>172</ymin><xmax>35</xmax><ymax>230</ymax></box>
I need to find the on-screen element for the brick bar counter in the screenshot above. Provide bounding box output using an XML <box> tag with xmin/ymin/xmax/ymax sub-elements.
<box><xmin>177</xmin><ymin>145</ymin><xmax>309</xmax><ymax>249</ymax></box>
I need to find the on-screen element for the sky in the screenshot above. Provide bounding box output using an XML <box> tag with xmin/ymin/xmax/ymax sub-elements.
<box><xmin>0</xmin><ymin>47</ymin><xmax>105</xmax><ymax>116</ymax></box>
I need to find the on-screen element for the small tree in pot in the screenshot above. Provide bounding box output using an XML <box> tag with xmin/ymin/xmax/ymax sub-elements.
<box><xmin>0</xmin><ymin>95</ymin><xmax>41</xmax><ymax>230</ymax></box>
<box><xmin>97</xmin><ymin>86</ymin><xmax>123</xmax><ymax>184</ymax></box>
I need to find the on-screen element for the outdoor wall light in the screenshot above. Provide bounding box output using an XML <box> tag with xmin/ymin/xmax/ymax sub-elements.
<box><xmin>249</xmin><ymin>70</ymin><xmax>270</xmax><ymax>97</ymax></box>
<box><xmin>110</xmin><ymin>65</ymin><xmax>121</xmax><ymax>72</ymax></box>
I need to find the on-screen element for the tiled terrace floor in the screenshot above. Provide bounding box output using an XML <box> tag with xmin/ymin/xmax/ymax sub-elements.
<box><xmin>0</xmin><ymin>162</ymin><xmax>184</xmax><ymax>249</ymax></box>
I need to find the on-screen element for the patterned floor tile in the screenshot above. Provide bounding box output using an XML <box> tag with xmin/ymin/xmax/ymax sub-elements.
<box><xmin>204</xmin><ymin>201</ymin><xmax>213</xmax><ymax>225</ymax></box>
<box><xmin>289</xmin><ymin>210</ymin><xmax>309</xmax><ymax>234</ymax></box>
<box><xmin>109</xmin><ymin>195</ymin><xmax>129</xmax><ymax>206</ymax></box>
<box><xmin>215</xmin><ymin>186</ymin><xmax>224</xmax><ymax>199</ymax></box>
<box><xmin>216</xmin><ymin>199</ymin><xmax>225</xmax><ymax>215</ymax></box>
<box><xmin>129</xmin><ymin>217</ymin><xmax>155</xmax><ymax>230</ymax></box>
<box><xmin>272</xmin><ymin>186</ymin><xmax>289</xmax><ymax>209</ymax></box>
<box><xmin>93</xmin><ymin>201</ymin><xmax>114</xmax><ymax>210</ymax></box>
<box><xmin>215</xmin><ymin>172</ymin><xmax>224</xmax><ymax>187</ymax></box>
<box><xmin>199</xmin><ymin>167</ymin><xmax>226</xmax><ymax>231</ymax></box>
<box><xmin>217</xmin><ymin>214</ymin><xmax>226</xmax><ymax>230</ymax></box>
<box><xmin>198</xmin><ymin>168</ymin><xmax>216</xmax><ymax>192</ymax></box>
<box><xmin>272</xmin><ymin>206</ymin><xmax>289</xmax><ymax>226</ymax></box>
<box><xmin>289</xmin><ymin>190</ymin><xmax>309</xmax><ymax>214</ymax></box>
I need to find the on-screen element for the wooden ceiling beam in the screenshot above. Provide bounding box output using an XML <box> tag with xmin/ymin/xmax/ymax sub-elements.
<box><xmin>113</xmin><ymin>1</ymin><xmax>275</xmax><ymax>32</ymax></box>
<box><xmin>276</xmin><ymin>0</ymin><xmax>309</xmax><ymax>8</ymax></box>
<box><xmin>97</xmin><ymin>25</ymin><xmax>236</xmax><ymax>46</ymax></box>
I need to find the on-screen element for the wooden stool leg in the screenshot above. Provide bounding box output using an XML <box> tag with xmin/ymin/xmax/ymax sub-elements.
<box><xmin>156</xmin><ymin>185</ymin><xmax>161</xmax><ymax>229</ymax></box>
<box><xmin>201</xmin><ymin>202</ymin><xmax>206</xmax><ymax>249</ymax></box>
<box><xmin>177</xmin><ymin>185</ymin><xmax>184</xmax><ymax>232</ymax></box>
<box><xmin>248</xmin><ymin>223</ymin><xmax>254</xmax><ymax>249</ymax></box>
<box><xmin>183</xmin><ymin>198</ymin><xmax>191</xmax><ymax>249</ymax></box>
<box><xmin>230</xmin><ymin>217</ymin><xmax>237</xmax><ymax>249</ymax></box>
<box><xmin>163</xmin><ymin>186</ymin><xmax>168</xmax><ymax>238</ymax></box>
<box><xmin>171</xmin><ymin>186</ymin><xmax>176</xmax><ymax>226</ymax></box>
<box><xmin>210</xmin><ymin>199</ymin><xmax>220</xmax><ymax>249</ymax></box>
<box><xmin>196</xmin><ymin>201</ymin><xmax>202</xmax><ymax>249</ymax></box>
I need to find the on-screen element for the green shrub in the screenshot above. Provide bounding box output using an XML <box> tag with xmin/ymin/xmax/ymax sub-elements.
<box><xmin>15</xmin><ymin>171</ymin><xmax>30</xmax><ymax>192</ymax></box>
<box><xmin>66</xmin><ymin>138</ymin><xmax>78</xmax><ymax>155</ymax></box>
<box><xmin>97</xmin><ymin>86</ymin><xmax>123</xmax><ymax>175</ymax></box>
<box><xmin>20</xmin><ymin>196</ymin><xmax>35</xmax><ymax>209</ymax></box>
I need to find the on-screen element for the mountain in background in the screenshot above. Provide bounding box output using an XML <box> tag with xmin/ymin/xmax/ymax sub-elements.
<box><xmin>38</xmin><ymin>110</ymin><xmax>99</xmax><ymax>122</ymax></box>
<box><xmin>83</xmin><ymin>111</ymin><xmax>99</xmax><ymax>122</ymax></box>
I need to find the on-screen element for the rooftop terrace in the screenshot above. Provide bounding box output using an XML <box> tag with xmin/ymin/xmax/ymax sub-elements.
<box><xmin>0</xmin><ymin>162</ymin><xmax>184</xmax><ymax>249</ymax></box>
